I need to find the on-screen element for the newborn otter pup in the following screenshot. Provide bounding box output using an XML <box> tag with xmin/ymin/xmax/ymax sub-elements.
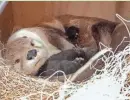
<box><xmin>36</xmin><ymin>48</ymin><xmax>87</xmax><ymax>76</ymax></box>
<box><xmin>65</xmin><ymin>26</ymin><xmax>80</xmax><ymax>44</ymax></box>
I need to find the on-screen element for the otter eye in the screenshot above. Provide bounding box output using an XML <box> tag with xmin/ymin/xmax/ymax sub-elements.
<box><xmin>15</xmin><ymin>59</ymin><xmax>20</xmax><ymax>63</ymax></box>
<box><xmin>31</xmin><ymin>42</ymin><xmax>34</xmax><ymax>46</ymax></box>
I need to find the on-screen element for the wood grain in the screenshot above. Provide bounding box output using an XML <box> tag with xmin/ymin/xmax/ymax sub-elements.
<box><xmin>11</xmin><ymin>1</ymin><xmax>117</xmax><ymax>27</ymax></box>
<box><xmin>1</xmin><ymin>1</ymin><xmax>130</xmax><ymax>42</ymax></box>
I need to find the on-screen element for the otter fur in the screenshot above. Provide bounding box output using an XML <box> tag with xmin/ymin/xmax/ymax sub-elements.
<box><xmin>36</xmin><ymin>48</ymin><xmax>87</xmax><ymax>77</ymax></box>
<box><xmin>39</xmin><ymin>15</ymin><xmax>119</xmax><ymax>59</ymax></box>
<box><xmin>56</xmin><ymin>15</ymin><xmax>118</xmax><ymax>49</ymax></box>
<box><xmin>6</xmin><ymin>14</ymin><xmax>127</xmax><ymax>82</ymax></box>
<box><xmin>42</xmin><ymin>15</ymin><xmax>129</xmax><ymax>82</ymax></box>
<box><xmin>70</xmin><ymin>23</ymin><xmax>130</xmax><ymax>82</ymax></box>
<box><xmin>5</xmin><ymin>22</ymin><xmax>75</xmax><ymax>75</ymax></box>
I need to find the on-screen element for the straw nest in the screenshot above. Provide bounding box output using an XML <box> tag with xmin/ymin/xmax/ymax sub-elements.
<box><xmin>0</xmin><ymin>41</ymin><xmax>130</xmax><ymax>100</ymax></box>
<box><xmin>0</xmin><ymin>58</ymin><xmax>63</xmax><ymax>100</ymax></box>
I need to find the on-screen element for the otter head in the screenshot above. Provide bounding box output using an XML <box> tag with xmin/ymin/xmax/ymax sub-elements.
<box><xmin>65</xmin><ymin>26</ymin><xmax>80</xmax><ymax>40</ymax></box>
<box><xmin>5</xmin><ymin>37</ymin><xmax>49</xmax><ymax>75</ymax></box>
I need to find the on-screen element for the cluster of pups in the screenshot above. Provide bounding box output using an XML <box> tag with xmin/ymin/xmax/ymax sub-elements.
<box><xmin>3</xmin><ymin>15</ymin><xmax>130</xmax><ymax>82</ymax></box>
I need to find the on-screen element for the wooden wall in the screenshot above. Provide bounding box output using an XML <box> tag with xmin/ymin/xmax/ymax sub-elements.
<box><xmin>0</xmin><ymin>2</ymin><xmax>14</xmax><ymax>42</ymax></box>
<box><xmin>11</xmin><ymin>1</ymin><xmax>117</xmax><ymax>27</ymax></box>
<box><xmin>11</xmin><ymin>1</ymin><xmax>130</xmax><ymax>27</ymax></box>
<box><xmin>1</xmin><ymin>1</ymin><xmax>130</xmax><ymax>42</ymax></box>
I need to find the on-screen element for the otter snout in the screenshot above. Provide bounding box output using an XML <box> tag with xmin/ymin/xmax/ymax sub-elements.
<box><xmin>27</xmin><ymin>49</ymin><xmax>37</xmax><ymax>60</ymax></box>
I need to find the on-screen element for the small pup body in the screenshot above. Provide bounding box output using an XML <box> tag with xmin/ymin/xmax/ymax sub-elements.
<box><xmin>36</xmin><ymin>48</ymin><xmax>87</xmax><ymax>76</ymax></box>
<box><xmin>65</xmin><ymin>26</ymin><xmax>79</xmax><ymax>44</ymax></box>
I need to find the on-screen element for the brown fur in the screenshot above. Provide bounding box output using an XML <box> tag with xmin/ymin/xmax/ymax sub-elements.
<box><xmin>5</xmin><ymin>25</ymin><xmax>75</xmax><ymax>75</ymax></box>
<box><xmin>7</xmin><ymin>15</ymin><xmax>126</xmax><ymax>80</ymax></box>
<box><xmin>91</xmin><ymin>21</ymin><xmax>118</xmax><ymax>49</ymax></box>
<box><xmin>33</xmin><ymin>15</ymin><xmax>119</xmax><ymax>66</ymax></box>
<box><xmin>57</xmin><ymin>15</ymin><xmax>118</xmax><ymax>48</ymax></box>
<box><xmin>111</xmin><ymin>23</ymin><xmax>130</xmax><ymax>51</ymax></box>
<box><xmin>36</xmin><ymin>15</ymin><xmax>130</xmax><ymax>82</ymax></box>
<box><xmin>37</xmin><ymin>14</ymin><xmax>127</xmax><ymax>82</ymax></box>
<box><xmin>70</xmin><ymin>23</ymin><xmax>130</xmax><ymax>82</ymax></box>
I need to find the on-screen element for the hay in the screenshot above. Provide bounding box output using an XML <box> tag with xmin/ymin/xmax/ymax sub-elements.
<box><xmin>0</xmin><ymin>13</ymin><xmax>130</xmax><ymax>100</ymax></box>
<box><xmin>0</xmin><ymin>60</ymin><xmax>62</xmax><ymax>100</ymax></box>
<box><xmin>0</xmin><ymin>42</ymin><xmax>62</xmax><ymax>100</ymax></box>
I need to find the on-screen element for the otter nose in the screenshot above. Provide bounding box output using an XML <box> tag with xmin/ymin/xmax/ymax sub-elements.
<box><xmin>27</xmin><ymin>49</ymin><xmax>37</xmax><ymax>60</ymax></box>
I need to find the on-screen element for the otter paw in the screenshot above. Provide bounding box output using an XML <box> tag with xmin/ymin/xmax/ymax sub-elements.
<box><xmin>73</xmin><ymin>46</ymin><xmax>83</xmax><ymax>53</ymax></box>
<box><xmin>74</xmin><ymin>57</ymin><xmax>84</xmax><ymax>64</ymax></box>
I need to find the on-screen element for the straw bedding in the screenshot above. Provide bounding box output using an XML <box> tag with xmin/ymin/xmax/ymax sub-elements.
<box><xmin>0</xmin><ymin>43</ymin><xmax>130</xmax><ymax>100</ymax></box>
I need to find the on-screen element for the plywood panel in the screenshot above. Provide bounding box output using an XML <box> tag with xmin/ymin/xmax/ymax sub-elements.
<box><xmin>0</xmin><ymin>2</ymin><xmax>14</xmax><ymax>43</ymax></box>
<box><xmin>12</xmin><ymin>2</ymin><xmax>68</xmax><ymax>27</ymax></box>
<box><xmin>11</xmin><ymin>1</ymin><xmax>116</xmax><ymax>27</ymax></box>
<box><xmin>116</xmin><ymin>1</ymin><xmax>130</xmax><ymax>19</ymax></box>
<box><xmin>66</xmin><ymin>2</ymin><xmax>116</xmax><ymax>21</ymax></box>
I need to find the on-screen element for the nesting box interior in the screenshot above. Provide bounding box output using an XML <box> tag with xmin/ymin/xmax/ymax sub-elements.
<box><xmin>0</xmin><ymin>1</ymin><xmax>130</xmax><ymax>43</ymax></box>
<box><xmin>0</xmin><ymin>2</ymin><xmax>130</xmax><ymax>100</ymax></box>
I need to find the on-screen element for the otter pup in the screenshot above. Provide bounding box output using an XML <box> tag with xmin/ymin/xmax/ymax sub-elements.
<box><xmin>36</xmin><ymin>48</ymin><xmax>87</xmax><ymax>76</ymax></box>
<box><xmin>65</xmin><ymin>26</ymin><xmax>79</xmax><ymax>40</ymax></box>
